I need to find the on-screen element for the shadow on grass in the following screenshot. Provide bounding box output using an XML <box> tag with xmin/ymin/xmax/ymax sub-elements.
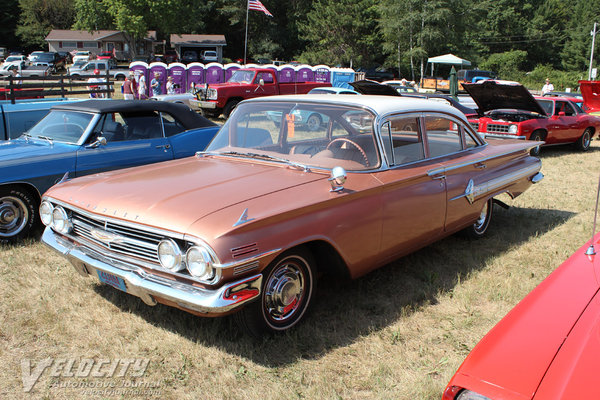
<box><xmin>93</xmin><ymin>205</ymin><xmax>574</xmax><ymax>367</ymax></box>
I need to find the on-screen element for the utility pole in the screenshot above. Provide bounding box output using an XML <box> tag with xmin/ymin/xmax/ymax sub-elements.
<box><xmin>589</xmin><ymin>22</ymin><xmax>597</xmax><ymax>81</ymax></box>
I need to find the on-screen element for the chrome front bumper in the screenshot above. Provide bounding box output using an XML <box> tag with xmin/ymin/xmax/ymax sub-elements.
<box><xmin>190</xmin><ymin>99</ymin><xmax>217</xmax><ymax>109</ymax></box>
<box><xmin>42</xmin><ymin>227</ymin><xmax>262</xmax><ymax>314</ymax></box>
<box><xmin>482</xmin><ymin>132</ymin><xmax>527</xmax><ymax>140</ymax></box>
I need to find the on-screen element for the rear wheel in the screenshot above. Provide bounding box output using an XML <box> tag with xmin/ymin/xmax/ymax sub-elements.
<box><xmin>0</xmin><ymin>187</ymin><xmax>38</xmax><ymax>244</ymax></box>
<box><xmin>306</xmin><ymin>113</ymin><xmax>322</xmax><ymax>132</ymax></box>
<box><xmin>576</xmin><ymin>128</ymin><xmax>592</xmax><ymax>151</ymax></box>
<box><xmin>529</xmin><ymin>131</ymin><xmax>544</xmax><ymax>156</ymax></box>
<box><xmin>235</xmin><ymin>247</ymin><xmax>316</xmax><ymax>336</ymax></box>
<box><xmin>463</xmin><ymin>198</ymin><xmax>493</xmax><ymax>238</ymax></box>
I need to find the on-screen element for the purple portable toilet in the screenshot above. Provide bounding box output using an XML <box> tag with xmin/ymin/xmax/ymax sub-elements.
<box><xmin>167</xmin><ymin>63</ymin><xmax>186</xmax><ymax>94</ymax></box>
<box><xmin>224</xmin><ymin>63</ymin><xmax>242</xmax><ymax>81</ymax></box>
<box><xmin>278</xmin><ymin>65</ymin><xmax>295</xmax><ymax>83</ymax></box>
<box><xmin>312</xmin><ymin>65</ymin><xmax>331</xmax><ymax>84</ymax></box>
<box><xmin>295</xmin><ymin>65</ymin><xmax>314</xmax><ymax>82</ymax></box>
<box><xmin>129</xmin><ymin>61</ymin><xmax>149</xmax><ymax>98</ymax></box>
<box><xmin>148</xmin><ymin>62</ymin><xmax>168</xmax><ymax>95</ymax></box>
<box><xmin>186</xmin><ymin>63</ymin><xmax>205</xmax><ymax>91</ymax></box>
<box><xmin>205</xmin><ymin>62</ymin><xmax>224</xmax><ymax>84</ymax></box>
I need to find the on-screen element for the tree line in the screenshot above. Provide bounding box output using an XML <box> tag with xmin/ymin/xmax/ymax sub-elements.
<box><xmin>2</xmin><ymin>0</ymin><xmax>599</xmax><ymax>89</ymax></box>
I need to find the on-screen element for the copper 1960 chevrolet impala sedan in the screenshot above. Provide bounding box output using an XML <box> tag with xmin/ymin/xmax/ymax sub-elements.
<box><xmin>40</xmin><ymin>94</ymin><xmax>544</xmax><ymax>335</ymax></box>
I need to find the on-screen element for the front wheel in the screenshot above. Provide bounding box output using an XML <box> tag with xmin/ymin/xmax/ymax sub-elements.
<box><xmin>576</xmin><ymin>128</ymin><xmax>592</xmax><ymax>151</ymax></box>
<box><xmin>223</xmin><ymin>99</ymin><xmax>240</xmax><ymax>118</ymax></box>
<box><xmin>463</xmin><ymin>198</ymin><xmax>493</xmax><ymax>238</ymax></box>
<box><xmin>235</xmin><ymin>248</ymin><xmax>316</xmax><ymax>336</ymax></box>
<box><xmin>0</xmin><ymin>187</ymin><xmax>38</xmax><ymax>244</ymax></box>
<box><xmin>529</xmin><ymin>131</ymin><xmax>544</xmax><ymax>156</ymax></box>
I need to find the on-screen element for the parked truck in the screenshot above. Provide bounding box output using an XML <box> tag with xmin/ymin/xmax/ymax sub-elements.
<box><xmin>193</xmin><ymin>68</ymin><xmax>332</xmax><ymax>117</ymax></box>
<box><xmin>0</xmin><ymin>61</ymin><xmax>52</xmax><ymax>77</ymax></box>
<box><xmin>67</xmin><ymin>59</ymin><xmax>129</xmax><ymax>80</ymax></box>
<box><xmin>0</xmin><ymin>98</ymin><xmax>82</xmax><ymax>140</ymax></box>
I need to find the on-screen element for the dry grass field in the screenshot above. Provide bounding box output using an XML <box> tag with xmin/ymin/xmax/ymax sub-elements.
<box><xmin>1</xmin><ymin>136</ymin><xmax>599</xmax><ymax>399</ymax></box>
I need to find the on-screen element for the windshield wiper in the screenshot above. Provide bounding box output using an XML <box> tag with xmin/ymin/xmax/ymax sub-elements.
<box><xmin>198</xmin><ymin>151</ymin><xmax>311</xmax><ymax>172</ymax></box>
<box><xmin>36</xmin><ymin>135</ymin><xmax>54</xmax><ymax>144</ymax></box>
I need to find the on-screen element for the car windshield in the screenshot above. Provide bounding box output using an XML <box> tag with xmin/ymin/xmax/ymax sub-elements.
<box><xmin>24</xmin><ymin>110</ymin><xmax>94</xmax><ymax>143</ymax></box>
<box><xmin>36</xmin><ymin>54</ymin><xmax>54</xmax><ymax>61</ymax></box>
<box><xmin>228</xmin><ymin>70</ymin><xmax>255</xmax><ymax>83</ymax></box>
<box><xmin>5</xmin><ymin>56</ymin><xmax>21</xmax><ymax>62</ymax></box>
<box><xmin>205</xmin><ymin>101</ymin><xmax>380</xmax><ymax>171</ymax></box>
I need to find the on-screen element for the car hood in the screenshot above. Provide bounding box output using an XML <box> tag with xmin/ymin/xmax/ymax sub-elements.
<box><xmin>578</xmin><ymin>80</ymin><xmax>600</xmax><ymax>113</ymax></box>
<box><xmin>449</xmin><ymin>233</ymin><xmax>600</xmax><ymax>399</ymax></box>
<box><xmin>0</xmin><ymin>138</ymin><xmax>75</xmax><ymax>168</ymax></box>
<box><xmin>463</xmin><ymin>81</ymin><xmax>547</xmax><ymax>115</ymax></box>
<box><xmin>349</xmin><ymin>80</ymin><xmax>401</xmax><ymax>96</ymax></box>
<box><xmin>44</xmin><ymin>155</ymin><xmax>330</xmax><ymax>234</ymax></box>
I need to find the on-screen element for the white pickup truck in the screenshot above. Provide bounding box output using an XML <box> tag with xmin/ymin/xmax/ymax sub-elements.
<box><xmin>67</xmin><ymin>59</ymin><xmax>129</xmax><ymax>80</ymax></box>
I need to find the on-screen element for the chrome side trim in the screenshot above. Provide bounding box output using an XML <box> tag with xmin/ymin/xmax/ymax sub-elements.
<box><xmin>450</xmin><ymin>162</ymin><xmax>542</xmax><ymax>203</ymax></box>
<box><xmin>42</xmin><ymin>228</ymin><xmax>262</xmax><ymax>314</ymax></box>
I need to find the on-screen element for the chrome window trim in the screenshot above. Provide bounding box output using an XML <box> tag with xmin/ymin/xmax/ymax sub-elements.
<box><xmin>75</xmin><ymin>112</ymin><xmax>102</xmax><ymax>146</ymax></box>
<box><xmin>426</xmin><ymin>147</ymin><xmax>531</xmax><ymax>177</ymax></box>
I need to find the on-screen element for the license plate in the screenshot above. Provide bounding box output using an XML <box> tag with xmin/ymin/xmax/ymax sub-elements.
<box><xmin>97</xmin><ymin>270</ymin><xmax>127</xmax><ymax>293</ymax></box>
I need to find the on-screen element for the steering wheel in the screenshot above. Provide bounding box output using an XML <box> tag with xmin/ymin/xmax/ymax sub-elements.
<box><xmin>326</xmin><ymin>137</ymin><xmax>370</xmax><ymax>167</ymax></box>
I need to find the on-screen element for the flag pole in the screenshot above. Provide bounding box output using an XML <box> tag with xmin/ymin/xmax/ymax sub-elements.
<box><xmin>244</xmin><ymin>0</ymin><xmax>249</xmax><ymax>65</ymax></box>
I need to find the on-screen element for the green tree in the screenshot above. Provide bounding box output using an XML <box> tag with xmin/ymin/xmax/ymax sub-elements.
<box><xmin>299</xmin><ymin>0</ymin><xmax>381</xmax><ymax>67</ymax></box>
<box><xmin>16</xmin><ymin>0</ymin><xmax>75</xmax><ymax>48</ymax></box>
<box><xmin>480</xmin><ymin>50</ymin><xmax>527</xmax><ymax>80</ymax></box>
<box><xmin>0</xmin><ymin>0</ymin><xmax>22</xmax><ymax>50</ymax></box>
<box><xmin>561</xmin><ymin>0</ymin><xmax>600</xmax><ymax>74</ymax></box>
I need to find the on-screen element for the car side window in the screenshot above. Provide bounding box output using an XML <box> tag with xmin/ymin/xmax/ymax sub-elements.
<box><xmin>382</xmin><ymin>116</ymin><xmax>425</xmax><ymax>165</ymax></box>
<box><xmin>562</xmin><ymin>102</ymin><xmax>576</xmax><ymax>116</ymax></box>
<box><xmin>160</xmin><ymin>112</ymin><xmax>186</xmax><ymax>137</ymax></box>
<box><xmin>120</xmin><ymin>111</ymin><xmax>164</xmax><ymax>140</ymax></box>
<box><xmin>255</xmin><ymin>72</ymin><xmax>274</xmax><ymax>84</ymax></box>
<box><xmin>424</xmin><ymin>116</ymin><xmax>463</xmax><ymax>158</ymax></box>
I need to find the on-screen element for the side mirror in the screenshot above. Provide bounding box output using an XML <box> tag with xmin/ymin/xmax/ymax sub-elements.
<box><xmin>87</xmin><ymin>136</ymin><xmax>107</xmax><ymax>148</ymax></box>
<box><xmin>259</xmin><ymin>78</ymin><xmax>265</xmax><ymax>86</ymax></box>
<box><xmin>328</xmin><ymin>166</ymin><xmax>347</xmax><ymax>192</ymax></box>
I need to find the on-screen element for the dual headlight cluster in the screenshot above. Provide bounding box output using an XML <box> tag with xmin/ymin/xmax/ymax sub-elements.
<box><xmin>207</xmin><ymin>88</ymin><xmax>218</xmax><ymax>100</ymax></box>
<box><xmin>158</xmin><ymin>239</ymin><xmax>217</xmax><ymax>282</ymax></box>
<box><xmin>40</xmin><ymin>201</ymin><xmax>72</xmax><ymax>234</ymax></box>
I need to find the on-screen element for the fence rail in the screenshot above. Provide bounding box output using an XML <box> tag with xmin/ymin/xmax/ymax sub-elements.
<box><xmin>0</xmin><ymin>73</ymin><xmax>115</xmax><ymax>103</ymax></box>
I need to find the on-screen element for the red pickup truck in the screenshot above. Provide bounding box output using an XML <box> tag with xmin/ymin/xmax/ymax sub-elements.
<box><xmin>193</xmin><ymin>68</ymin><xmax>331</xmax><ymax>117</ymax></box>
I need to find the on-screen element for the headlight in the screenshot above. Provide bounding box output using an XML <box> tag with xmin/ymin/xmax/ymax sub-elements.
<box><xmin>508</xmin><ymin>124</ymin><xmax>518</xmax><ymax>134</ymax></box>
<box><xmin>157</xmin><ymin>239</ymin><xmax>184</xmax><ymax>272</ymax></box>
<box><xmin>39</xmin><ymin>201</ymin><xmax>54</xmax><ymax>226</ymax></box>
<box><xmin>456</xmin><ymin>390</ymin><xmax>492</xmax><ymax>400</ymax></box>
<box><xmin>51</xmin><ymin>206</ymin><xmax>72</xmax><ymax>234</ymax></box>
<box><xmin>207</xmin><ymin>88</ymin><xmax>218</xmax><ymax>100</ymax></box>
<box><xmin>186</xmin><ymin>246</ymin><xmax>215</xmax><ymax>280</ymax></box>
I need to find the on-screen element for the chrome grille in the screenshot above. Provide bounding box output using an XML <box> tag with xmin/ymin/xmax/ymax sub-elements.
<box><xmin>469</xmin><ymin>121</ymin><xmax>480</xmax><ymax>131</ymax></box>
<box><xmin>71</xmin><ymin>210</ymin><xmax>162</xmax><ymax>264</ymax></box>
<box><xmin>486</xmin><ymin>124</ymin><xmax>510</xmax><ymax>133</ymax></box>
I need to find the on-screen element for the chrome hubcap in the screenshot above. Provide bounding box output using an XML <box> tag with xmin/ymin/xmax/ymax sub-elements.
<box><xmin>0</xmin><ymin>196</ymin><xmax>28</xmax><ymax>237</ymax></box>
<box><xmin>474</xmin><ymin>202</ymin><xmax>488</xmax><ymax>231</ymax></box>
<box><xmin>264</xmin><ymin>262</ymin><xmax>305</xmax><ymax>322</ymax></box>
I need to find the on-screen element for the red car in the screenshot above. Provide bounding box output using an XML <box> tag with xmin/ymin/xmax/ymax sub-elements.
<box><xmin>97</xmin><ymin>51</ymin><xmax>115</xmax><ymax>61</ymax></box>
<box><xmin>464</xmin><ymin>80</ymin><xmax>600</xmax><ymax>156</ymax></box>
<box><xmin>443</xmin><ymin>229</ymin><xmax>600</xmax><ymax>399</ymax></box>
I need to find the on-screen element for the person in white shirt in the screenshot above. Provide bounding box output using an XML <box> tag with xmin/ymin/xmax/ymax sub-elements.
<box><xmin>136</xmin><ymin>70</ymin><xmax>147</xmax><ymax>99</ymax></box>
<box><xmin>541</xmin><ymin>78</ymin><xmax>554</xmax><ymax>95</ymax></box>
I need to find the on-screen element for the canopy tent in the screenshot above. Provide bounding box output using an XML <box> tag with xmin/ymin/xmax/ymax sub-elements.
<box><xmin>426</xmin><ymin>54</ymin><xmax>471</xmax><ymax>76</ymax></box>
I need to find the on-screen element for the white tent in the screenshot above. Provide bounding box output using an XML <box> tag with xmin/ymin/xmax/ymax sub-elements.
<box><xmin>426</xmin><ymin>54</ymin><xmax>471</xmax><ymax>76</ymax></box>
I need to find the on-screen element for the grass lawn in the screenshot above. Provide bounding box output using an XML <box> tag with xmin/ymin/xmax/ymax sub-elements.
<box><xmin>1</xmin><ymin>139</ymin><xmax>599</xmax><ymax>399</ymax></box>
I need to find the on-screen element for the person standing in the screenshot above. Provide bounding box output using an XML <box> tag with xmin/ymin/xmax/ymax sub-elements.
<box><xmin>166</xmin><ymin>76</ymin><xmax>176</xmax><ymax>95</ymax></box>
<box><xmin>542</xmin><ymin>78</ymin><xmax>554</xmax><ymax>95</ymax></box>
<box><xmin>87</xmin><ymin>69</ymin><xmax>101</xmax><ymax>98</ymax></box>
<box><xmin>136</xmin><ymin>71</ymin><xmax>147</xmax><ymax>99</ymax></box>
<box><xmin>122</xmin><ymin>73</ymin><xmax>135</xmax><ymax>100</ymax></box>
<box><xmin>151</xmin><ymin>72</ymin><xmax>162</xmax><ymax>96</ymax></box>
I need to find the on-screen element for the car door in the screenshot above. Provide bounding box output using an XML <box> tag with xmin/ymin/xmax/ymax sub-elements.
<box><xmin>546</xmin><ymin>99</ymin><xmax>573</xmax><ymax>143</ymax></box>
<box><xmin>377</xmin><ymin>114</ymin><xmax>447</xmax><ymax>262</ymax></box>
<box><xmin>74</xmin><ymin>111</ymin><xmax>174</xmax><ymax>177</ymax></box>
<box><xmin>250</xmin><ymin>72</ymin><xmax>278</xmax><ymax>97</ymax></box>
<box><xmin>559</xmin><ymin>101</ymin><xmax>583</xmax><ymax>141</ymax></box>
<box><xmin>421</xmin><ymin>114</ymin><xmax>491</xmax><ymax>233</ymax></box>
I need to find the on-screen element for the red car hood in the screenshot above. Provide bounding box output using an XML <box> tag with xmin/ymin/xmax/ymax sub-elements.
<box><xmin>449</xmin><ymin>233</ymin><xmax>600</xmax><ymax>399</ymax></box>
<box><xmin>44</xmin><ymin>156</ymin><xmax>328</xmax><ymax>234</ymax></box>
<box><xmin>579</xmin><ymin>80</ymin><xmax>600</xmax><ymax>113</ymax></box>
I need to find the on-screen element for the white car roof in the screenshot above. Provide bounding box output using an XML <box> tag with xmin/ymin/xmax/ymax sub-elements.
<box><xmin>243</xmin><ymin>94</ymin><xmax>466</xmax><ymax>120</ymax></box>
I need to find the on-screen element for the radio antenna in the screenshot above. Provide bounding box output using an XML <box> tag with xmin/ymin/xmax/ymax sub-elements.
<box><xmin>585</xmin><ymin>174</ymin><xmax>600</xmax><ymax>256</ymax></box>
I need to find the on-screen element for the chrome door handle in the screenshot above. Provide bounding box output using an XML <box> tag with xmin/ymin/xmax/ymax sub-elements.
<box><xmin>474</xmin><ymin>163</ymin><xmax>486</xmax><ymax>169</ymax></box>
<box><xmin>156</xmin><ymin>144</ymin><xmax>171</xmax><ymax>150</ymax></box>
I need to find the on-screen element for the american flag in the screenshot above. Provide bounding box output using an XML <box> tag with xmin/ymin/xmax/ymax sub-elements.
<box><xmin>248</xmin><ymin>0</ymin><xmax>273</xmax><ymax>17</ymax></box>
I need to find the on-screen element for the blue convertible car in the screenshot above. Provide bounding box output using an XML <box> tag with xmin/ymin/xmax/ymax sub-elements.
<box><xmin>0</xmin><ymin>100</ymin><xmax>219</xmax><ymax>243</ymax></box>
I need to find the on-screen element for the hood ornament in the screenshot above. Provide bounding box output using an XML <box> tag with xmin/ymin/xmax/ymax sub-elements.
<box><xmin>234</xmin><ymin>208</ymin><xmax>255</xmax><ymax>227</ymax></box>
